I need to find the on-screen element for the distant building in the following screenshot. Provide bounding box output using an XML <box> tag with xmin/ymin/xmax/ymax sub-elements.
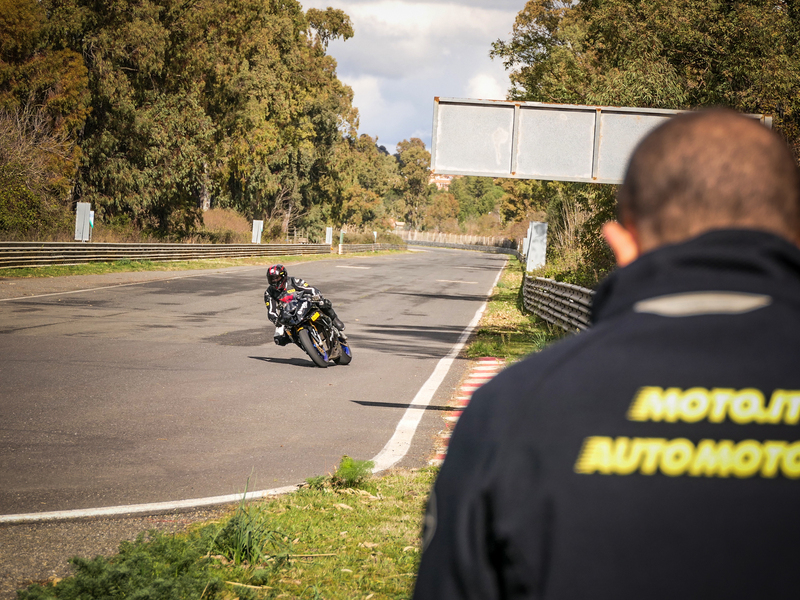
<box><xmin>430</xmin><ymin>173</ymin><xmax>457</xmax><ymax>191</ymax></box>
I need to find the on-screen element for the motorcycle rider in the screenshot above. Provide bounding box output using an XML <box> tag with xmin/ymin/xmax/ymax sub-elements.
<box><xmin>264</xmin><ymin>264</ymin><xmax>345</xmax><ymax>346</ymax></box>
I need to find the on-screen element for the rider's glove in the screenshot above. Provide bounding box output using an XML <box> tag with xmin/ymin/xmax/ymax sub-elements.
<box><xmin>274</xmin><ymin>325</ymin><xmax>289</xmax><ymax>346</ymax></box>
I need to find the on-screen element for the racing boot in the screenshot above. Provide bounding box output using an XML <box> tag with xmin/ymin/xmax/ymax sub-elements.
<box><xmin>322</xmin><ymin>299</ymin><xmax>345</xmax><ymax>330</ymax></box>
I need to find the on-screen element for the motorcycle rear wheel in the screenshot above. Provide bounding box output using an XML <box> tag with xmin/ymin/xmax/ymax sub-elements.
<box><xmin>298</xmin><ymin>327</ymin><xmax>329</xmax><ymax>368</ymax></box>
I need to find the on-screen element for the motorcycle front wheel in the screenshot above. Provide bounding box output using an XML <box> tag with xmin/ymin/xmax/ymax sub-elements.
<box><xmin>298</xmin><ymin>327</ymin><xmax>329</xmax><ymax>368</ymax></box>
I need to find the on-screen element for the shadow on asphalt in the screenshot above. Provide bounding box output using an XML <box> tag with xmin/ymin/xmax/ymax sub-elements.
<box><xmin>355</xmin><ymin>323</ymin><xmax>464</xmax><ymax>359</ymax></box>
<box><xmin>351</xmin><ymin>400</ymin><xmax>452</xmax><ymax>411</ymax></box>
<box><xmin>389</xmin><ymin>291</ymin><xmax>489</xmax><ymax>303</ymax></box>
<box><xmin>248</xmin><ymin>356</ymin><xmax>318</xmax><ymax>368</ymax></box>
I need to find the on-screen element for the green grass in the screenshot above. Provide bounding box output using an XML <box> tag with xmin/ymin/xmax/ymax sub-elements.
<box><xmin>0</xmin><ymin>251</ymin><xmax>407</xmax><ymax>279</ymax></box>
<box><xmin>464</xmin><ymin>257</ymin><xmax>565</xmax><ymax>362</ymax></box>
<box><xmin>18</xmin><ymin>467</ymin><xmax>436</xmax><ymax>600</ymax></box>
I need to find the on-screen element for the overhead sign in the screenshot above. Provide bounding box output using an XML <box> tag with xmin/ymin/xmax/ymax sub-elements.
<box><xmin>430</xmin><ymin>98</ymin><xmax>772</xmax><ymax>185</ymax></box>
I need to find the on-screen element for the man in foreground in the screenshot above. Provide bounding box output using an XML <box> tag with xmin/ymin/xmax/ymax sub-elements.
<box><xmin>414</xmin><ymin>109</ymin><xmax>800</xmax><ymax>599</ymax></box>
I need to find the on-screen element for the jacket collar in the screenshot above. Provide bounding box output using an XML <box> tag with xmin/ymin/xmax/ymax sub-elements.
<box><xmin>592</xmin><ymin>229</ymin><xmax>800</xmax><ymax>324</ymax></box>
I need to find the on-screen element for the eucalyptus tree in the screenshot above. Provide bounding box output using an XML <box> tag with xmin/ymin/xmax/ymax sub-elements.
<box><xmin>490</xmin><ymin>0</ymin><xmax>800</xmax><ymax>281</ymax></box>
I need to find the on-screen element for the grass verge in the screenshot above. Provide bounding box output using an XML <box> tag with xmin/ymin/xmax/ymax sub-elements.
<box><xmin>464</xmin><ymin>256</ymin><xmax>565</xmax><ymax>362</ymax></box>
<box><xmin>18</xmin><ymin>467</ymin><xmax>436</xmax><ymax>600</ymax></box>
<box><xmin>0</xmin><ymin>251</ymin><xmax>406</xmax><ymax>279</ymax></box>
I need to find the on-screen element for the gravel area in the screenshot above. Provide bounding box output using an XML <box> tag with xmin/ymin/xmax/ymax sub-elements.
<box><xmin>0</xmin><ymin>506</ymin><xmax>237</xmax><ymax>599</ymax></box>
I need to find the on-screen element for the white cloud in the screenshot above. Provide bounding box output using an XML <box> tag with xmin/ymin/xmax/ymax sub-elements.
<box><xmin>465</xmin><ymin>73</ymin><xmax>508</xmax><ymax>101</ymax></box>
<box><xmin>301</xmin><ymin>0</ymin><xmax>519</xmax><ymax>150</ymax></box>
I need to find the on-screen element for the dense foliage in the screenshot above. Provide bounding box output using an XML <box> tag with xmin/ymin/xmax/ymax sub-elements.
<box><xmin>0</xmin><ymin>0</ymin><xmax>419</xmax><ymax>240</ymax></box>
<box><xmin>492</xmin><ymin>0</ymin><xmax>800</xmax><ymax>283</ymax></box>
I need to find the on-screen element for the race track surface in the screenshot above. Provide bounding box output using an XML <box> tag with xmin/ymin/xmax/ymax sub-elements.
<box><xmin>0</xmin><ymin>249</ymin><xmax>506</xmax><ymax>515</ymax></box>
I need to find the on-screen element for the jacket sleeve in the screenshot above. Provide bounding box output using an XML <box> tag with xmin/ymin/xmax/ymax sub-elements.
<box><xmin>292</xmin><ymin>278</ymin><xmax>321</xmax><ymax>298</ymax></box>
<box><xmin>413</xmin><ymin>385</ymin><xmax>503</xmax><ymax>600</ymax></box>
<box><xmin>265</xmin><ymin>290</ymin><xmax>280</xmax><ymax>324</ymax></box>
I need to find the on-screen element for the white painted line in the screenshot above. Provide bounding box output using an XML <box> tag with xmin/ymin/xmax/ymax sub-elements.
<box><xmin>0</xmin><ymin>485</ymin><xmax>299</xmax><ymax>524</ymax></box>
<box><xmin>370</xmin><ymin>259</ymin><xmax>506</xmax><ymax>472</ymax></box>
<box><xmin>436</xmin><ymin>280</ymin><xmax>478</xmax><ymax>284</ymax></box>
<box><xmin>336</xmin><ymin>266</ymin><xmax>371</xmax><ymax>269</ymax></box>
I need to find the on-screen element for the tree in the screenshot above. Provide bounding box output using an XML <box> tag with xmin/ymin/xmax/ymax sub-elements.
<box><xmin>449</xmin><ymin>176</ymin><xmax>506</xmax><ymax>223</ymax></box>
<box><xmin>306</xmin><ymin>7</ymin><xmax>354</xmax><ymax>50</ymax></box>
<box><xmin>424</xmin><ymin>191</ymin><xmax>459</xmax><ymax>231</ymax></box>
<box><xmin>0</xmin><ymin>0</ymin><xmax>90</xmax><ymax>236</ymax></box>
<box><xmin>32</xmin><ymin>0</ymin><xmax>362</xmax><ymax>238</ymax></box>
<box><xmin>396</xmin><ymin>138</ymin><xmax>432</xmax><ymax>229</ymax></box>
<box><xmin>490</xmin><ymin>0</ymin><xmax>800</xmax><ymax>282</ymax></box>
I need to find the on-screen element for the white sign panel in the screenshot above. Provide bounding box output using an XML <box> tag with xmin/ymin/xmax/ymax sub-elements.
<box><xmin>525</xmin><ymin>222</ymin><xmax>548</xmax><ymax>272</ymax></box>
<box><xmin>252</xmin><ymin>220</ymin><xmax>264</xmax><ymax>244</ymax></box>
<box><xmin>74</xmin><ymin>202</ymin><xmax>91</xmax><ymax>241</ymax></box>
<box><xmin>431</xmin><ymin>98</ymin><xmax>771</xmax><ymax>185</ymax></box>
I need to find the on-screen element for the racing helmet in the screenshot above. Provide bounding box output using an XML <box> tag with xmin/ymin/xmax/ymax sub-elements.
<box><xmin>267</xmin><ymin>264</ymin><xmax>288</xmax><ymax>291</ymax></box>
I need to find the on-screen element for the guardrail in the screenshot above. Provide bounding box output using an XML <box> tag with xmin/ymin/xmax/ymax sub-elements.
<box><xmin>337</xmin><ymin>243</ymin><xmax>406</xmax><ymax>254</ymax></box>
<box><xmin>523</xmin><ymin>275</ymin><xmax>595</xmax><ymax>332</ymax></box>
<box><xmin>0</xmin><ymin>242</ymin><xmax>332</xmax><ymax>269</ymax></box>
<box><xmin>407</xmin><ymin>240</ymin><xmax>521</xmax><ymax>257</ymax></box>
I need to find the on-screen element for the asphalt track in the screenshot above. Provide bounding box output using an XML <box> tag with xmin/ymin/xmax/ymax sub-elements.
<box><xmin>0</xmin><ymin>248</ymin><xmax>507</xmax><ymax>517</ymax></box>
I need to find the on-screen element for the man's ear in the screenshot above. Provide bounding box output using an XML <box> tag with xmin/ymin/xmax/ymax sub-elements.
<box><xmin>602</xmin><ymin>221</ymin><xmax>640</xmax><ymax>267</ymax></box>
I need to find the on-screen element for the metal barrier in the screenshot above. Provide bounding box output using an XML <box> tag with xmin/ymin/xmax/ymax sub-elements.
<box><xmin>337</xmin><ymin>243</ymin><xmax>406</xmax><ymax>254</ymax></box>
<box><xmin>407</xmin><ymin>240</ymin><xmax>521</xmax><ymax>257</ymax></box>
<box><xmin>0</xmin><ymin>242</ymin><xmax>332</xmax><ymax>269</ymax></box>
<box><xmin>523</xmin><ymin>275</ymin><xmax>595</xmax><ymax>332</ymax></box>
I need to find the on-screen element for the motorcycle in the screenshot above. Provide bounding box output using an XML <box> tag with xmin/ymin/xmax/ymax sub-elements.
<box><xmin>276</xmin><ymin>291</ymin><xmax>352</xmax><ymax>368</ymax></box>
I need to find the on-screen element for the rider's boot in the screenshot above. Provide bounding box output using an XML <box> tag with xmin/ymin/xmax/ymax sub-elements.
<box><xmin>322</xmin><ymin>300</ymin><xmax>345</xmax><ymax>330</ymax></box>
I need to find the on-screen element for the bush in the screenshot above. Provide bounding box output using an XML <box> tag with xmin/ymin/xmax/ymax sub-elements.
<box><xmin>17</xmin><ymin>532</ymin><xmax>222</xmax><ymax>600</ymax></box>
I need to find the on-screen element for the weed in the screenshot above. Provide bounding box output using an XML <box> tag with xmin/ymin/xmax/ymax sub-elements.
<box><xmin>305</xmin><ymin>475</ymin><xmax>327</xmax><ymax>490</ymax></box>
<box><xmin>206</xmin><ymin>479</ymin><xmax>289</xmax><ymax>566</ymax></box>
<box><xmin>330</xmin><ymin>455</ymin><xmax>375</xmax><ymax>489</ymax></box>
<box><xmin>208</xmin><ymin>505</ymin><xmax>286</xmax><ymax>566</ymax></box>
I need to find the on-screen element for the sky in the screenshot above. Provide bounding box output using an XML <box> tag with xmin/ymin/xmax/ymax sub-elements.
<box><xmin>300</xmin><ymin>0</ymin><xmax>525</xmax><ymax>152</ymax></box>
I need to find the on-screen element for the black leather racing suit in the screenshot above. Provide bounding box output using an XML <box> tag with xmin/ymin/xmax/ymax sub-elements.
<box><xmin>264</xmin><ymin>277</ymin><xmax>342</xmax><ymax>345</ymax></box>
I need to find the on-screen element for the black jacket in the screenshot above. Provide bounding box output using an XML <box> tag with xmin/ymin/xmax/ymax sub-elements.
<box><xmin>264</xmin><ymin>277</ymin><xmax>321</xmax><ymax>325</ymax></box>
<box><xmin>414</xmin><ymin>229</ymin><xmax>800</xmax><ymax>600</ymax></box>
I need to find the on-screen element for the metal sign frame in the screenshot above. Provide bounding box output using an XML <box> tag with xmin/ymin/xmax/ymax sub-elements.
<box><xmin>431</xmin><ymin>98</ymin><xmax>772</xmax><ymax>185</ymax></box>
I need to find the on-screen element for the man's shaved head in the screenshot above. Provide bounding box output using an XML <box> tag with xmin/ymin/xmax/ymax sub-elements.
<box><xmin>618</xmin><ymin>109</ymin><xmax>800</xmax><ymax>251</ymax></box>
